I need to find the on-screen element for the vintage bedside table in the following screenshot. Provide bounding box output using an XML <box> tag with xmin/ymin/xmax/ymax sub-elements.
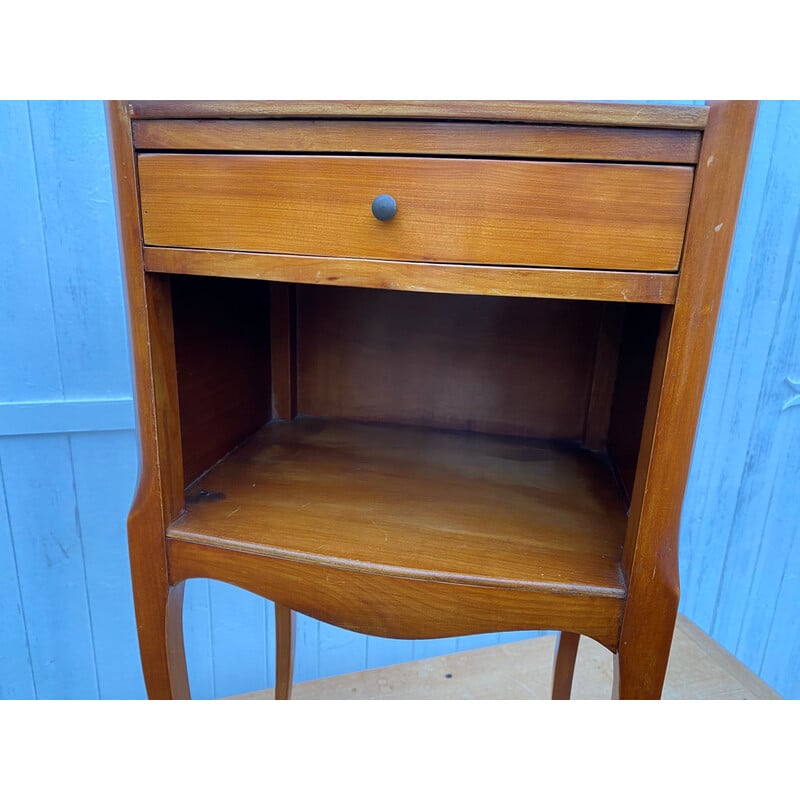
<box><xmin>107</xmin><ymin>100</ymin><xmax>756</xmax><ymax>699</ymax></box>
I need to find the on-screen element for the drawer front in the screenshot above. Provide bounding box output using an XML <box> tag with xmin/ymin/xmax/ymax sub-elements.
<box><xmin>138</xmin><ymin>154</ymin><xmax>693</xmax><ymax>272</ymax></box>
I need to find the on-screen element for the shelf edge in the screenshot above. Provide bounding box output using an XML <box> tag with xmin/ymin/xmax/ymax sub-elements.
<box><xmin>144</xmin><ymin>248</ymin><xmax>679</xmax><ymax>304</ymax></box>
<box><xmin>165</xmin><ymin>529</ymin><xmax>626</xmax><ymax>599</ymax></box>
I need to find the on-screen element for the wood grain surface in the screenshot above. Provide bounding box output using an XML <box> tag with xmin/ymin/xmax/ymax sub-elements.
<box><xmin>138</xmin><ymin>154</ymin><xmax>694</xmax><ymax>272</ymax></box>
<box><xmin>583</xmin><ymin>303</ymin><xmax>625</xmax><ymax>451</ymax></box>
<box><xmin>128</xmin><ymin>100</ymin><xmax>709</xmax><ymax>129</ymax></box>
<box><xmin>106</xmin><ymin>102</ymin><xmax>186</xmax><ymax>699</ymax></box>
<box><xmin>615</xmin><ymin>101</ymin><xmax>758</xmax><ymax>698</ymax></box>
<box><xmin>144</xmin><ymin>248</ymin><xmax>679</xmax><ymax>304</ymax></box>
<box><xmin>269</xmin><ymin>283</ymin><xmax>297</xmax><ymax>422</ymax></box>
<box><xmin>168</xmin><ymin>537</ymin><xmax>625</xmax><ymax>648</ymax></box>
<box><xmin>106</xmin><ymin>100</ymin><xmax>759</xmax><ymax>700</ymax></box>
<box><xmin>132</xmin><ymin>119</ymin><xmax>702</xmax><ymax>164</ymax></box>
<box><xmin>171</xmin><ymin>275</ymin><xmax>272</xmax><ymax>485</ymax></box>
<box><xmin>295</xmin><ymin>287</ymin><xmax>600</xmax><ymax>441</ymax></box>
<box><xmin>168</xmin><ymin>417</ymin><xmax>627</xmax><ymax>595</ymax></box>
<box><xmin>606</xmin><ymin>304</ymin><xmax>664</xmax><ymax>499</ymax></box>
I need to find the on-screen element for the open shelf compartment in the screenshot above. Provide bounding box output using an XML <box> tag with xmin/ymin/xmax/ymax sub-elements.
<box><xmin>169</xmin><ymin>416</ymin><xmax>627</xmax><ymax>596</ymax></box>
<box><xmin>157</xmin><ymin>273</ymin><xmax>666</xmax><ymax>642</ymax></box>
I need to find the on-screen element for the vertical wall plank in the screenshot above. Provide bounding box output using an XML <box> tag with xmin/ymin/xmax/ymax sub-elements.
<box><xmin>365</xmin><ymin>637</ymin><xmax>414</xmax><ymax>671</ymax></box>
<box><xmin>27</xmin><ymin>101</ymin><xmax>131</xmax><ymax>399</ymax></box>
<box><xmin>497</xmin><ymin>630</ymin><xmax>548</xmax><ymax>645</ymax></box>
<box><xmin>294</xmin><ymin>614</ymin><xmax>320</xmax><ymax>683</ymax></box>
<box><xmin>208</xmin><ymin>582</ymin><xmax>267</xmax><ymax>698</ymax></box>
<box><xmin>727</xmin><ymin>103</ymin><xmax>800</xmax><ymax>669</ymax></box>
<box><xmin>264</xmin><ymin>598</ymin><xmax>275</xmax><ymax>690</ymax></box>
<box><xmin>680</xmin><ymin>100</ymin><xmax>783</xmax><ymax>627</ymax></box>
<box><xmin>183</xmin><ymin>579</ymin><xmax>215</xmax><ymax>699</ymax></box>
<box><xmin>0</xmin><ymin>461</ymin><xmax>36</xmax><ymax>699</ymax></box>
<box><xmin>318</xmin><ymin>622</ymin><xmax>367</xmax><ymax>679</ymax></box>
<box><xmin>0</xmin><ymin>101</ymin><xmax>62</xmax><ymax>402</ymax></box>
<box><xmin>456</xmin><ymin>633</ymin><xmax>501</xmax><ymax>652</ymax></box>
<box><xmin>0</xmin><ymin>436</ymin><xmax>98</xmax><ymax>698</ymax></box>
<box><xmin>412</xmin><ymin>638</ymin><xmax>459</xmax><ymax>660</ymax></box>
<box><xmin>728</xmin><ymin>259</ymin><xmax>800</xmax><ymax>669</ymax></box>
<box><xmin>678</xmin><ymin>101</ymin><xmax>800</xmax><ymax>699</ymax></box>
<box><xmin>69</xmin><ymin>430</ymin><xmax>145</xmax><ymax>698</ymax></box>
<box><xmin>759</xmin><ymin>523</ymin><xmax>800</xmax><ymax>698</ymax></box>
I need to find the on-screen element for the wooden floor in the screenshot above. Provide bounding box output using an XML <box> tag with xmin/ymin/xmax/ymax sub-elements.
<box><xmin>230</xmin><ymin>615</ymin><xmax>780</xmax><ymax>700</ymax></box>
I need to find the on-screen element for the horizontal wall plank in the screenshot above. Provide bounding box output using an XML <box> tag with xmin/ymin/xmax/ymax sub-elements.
<box><xmin>0</xmin><ymin>398</ymin><xmax>135</xmax><ymax>437</ymax></box>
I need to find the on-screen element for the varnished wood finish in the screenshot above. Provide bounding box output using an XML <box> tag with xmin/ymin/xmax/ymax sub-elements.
<box><xmin>132</xmin><ymin>119</ymin><xmax>702</xmax><ymax>164</ymax></box>
<box><xmin>269</xmin><ymin>283</ymin><xmax>296</xmax><ymax>421</ymax></box>
<box><xmin>171</xmin><ymin>276</ymin><xmax>271</xmax><ymax>485</ymax></box>
<box><xmin>584</xmin><ymin>304</ymin><xmax>624</xmax><ymax>451</ymax></box>
<box><xmin>167</xmin><ymin>540</ymin><xmax>624</xmax><ymax>649</ymax></box>
<box><xmin>274</xmin><ymin>603</ymin><xmax>295</xmax><ymax>700</ymax></box>
<box><xmin>138</xmin><ymin>155</ymin><xmax>694</xmax><ymax>272</ymax></box>
<box><xmin>107</xmin><ymin>102</ymin><xmax>186</xmax><ymax>699</ymax></box>
<box><xmin>109</xmin><ymin>101</ymin><xmax>755</xmax><ymax>700</ymax></box>
<box><xmin>296</xmin><ymin>287</ymin><xmax>599</xmax><ymax>441</ymax></box>
<box><xmin>615</xmin><ymin>102</ymin><xmax>758</xmax><ymax>698</ymax></box>
<box><xmin>552</xmin><ymin>631</ymin><xmax>581</xmax><ymax>699</ymax></box>
<box><xmin>128</xmin><ymin>100</ymin><xmax>709</xmax><ymax>129</ymax></box>
<box><xmin>172</xmin><ymin>418</ymin><xmax>627</xmax><ymax>596</ymax></box>
<box><xmin>606</xmin><ymin>304</ymin><xmax>664</xmax><ymax>499</ymax></box>
<box><xmin>165</xmin><ymin>581</ymin><xmax>190</xmax><ymax>700</ymax></box>
<box><xmin>144</xmin><ymin>248</ymin><xmax>679</xmax><ymax>304</ymax></box>
<box><xmin>144</xmin><ymin>275</ymin><xmax>184</xmax><ymax>519</ymax></box>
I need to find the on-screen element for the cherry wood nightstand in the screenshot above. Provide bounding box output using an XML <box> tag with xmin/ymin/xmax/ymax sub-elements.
<box><xmin>107</xmin><ymin>101</ymin><xmax>756</xmax><ymax>699</ymax></box>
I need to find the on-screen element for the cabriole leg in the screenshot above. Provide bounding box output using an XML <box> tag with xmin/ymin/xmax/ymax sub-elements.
<box><xmin>552</xmin><ymin>631</ymin><xmax>581</xmax><ymax>699</ymax></box>
<box><xmin>612</xmin><ymin>634</ymin><xmax>673</xmax><ymax>700</ymax></box>
<box><xmin>275</xmin><ymin>603</ymin><xmax>296</xmax><ymax>700</ymax></box>
<box><xmin>135</xmin><ymin>577</ymin><xmax>191</xmax><ymax>700</ymax></box>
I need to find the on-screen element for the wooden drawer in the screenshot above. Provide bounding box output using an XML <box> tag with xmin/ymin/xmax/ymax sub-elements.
<box><xmin>138</xmin><ymin>154</ymin><xmax>693</xmax><ymax>272</ymax></box>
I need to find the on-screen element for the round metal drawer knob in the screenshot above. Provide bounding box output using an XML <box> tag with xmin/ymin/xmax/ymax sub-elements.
<box><xmin>371</xmin><ymin>194</ymin><xmax>397</xmax><ymax>221</ymax></box>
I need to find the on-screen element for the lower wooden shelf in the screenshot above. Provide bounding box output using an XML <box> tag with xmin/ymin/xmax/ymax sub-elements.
<box><xmin>167</xmin><ymin>417</ymin><xmax>628</xmax><ymax>645</ymax></box>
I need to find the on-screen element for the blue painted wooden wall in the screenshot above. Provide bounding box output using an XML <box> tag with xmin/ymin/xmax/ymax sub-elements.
<box><xmin>1</xmin><ymin>101</ymin><xmax>798</xmax><ymax>699</ymax></box>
